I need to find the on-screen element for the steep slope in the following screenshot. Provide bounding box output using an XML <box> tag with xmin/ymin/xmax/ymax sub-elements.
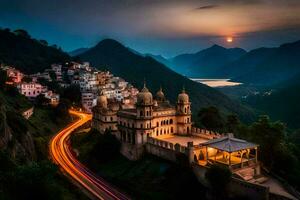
<box><xmin>0</xmin><ymin>90</ymin><xmax>36</xmax><ymax>162</ymax></box>
<box><xmin>217</xmin><ymin>47</ymin><xmax>276</xmax><ymax>78</ymax></box>
<box><xmin>78</xmin><ymin>39</ymin><xmax>254</xmax><ymax>121</ymax></box>
<box><xmin>170</xmin><ymin>45</ymin><xmax>246</xmax><ymax>77</ymax></box>
<box><xmin>0</xmin><ymin>29</ymin><xmax>70</xmax><ymax>74</ymax></box>
<box><xmin>232</xmin><ymin>40</ymin><xmax>300</xmax><ymax>85</ymax></box>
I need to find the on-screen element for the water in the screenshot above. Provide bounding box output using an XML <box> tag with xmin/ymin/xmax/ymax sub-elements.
<box><xmin>190</xmin><ymin>78</ymin><xmax>242</xmax><ymax>88</ymax></box>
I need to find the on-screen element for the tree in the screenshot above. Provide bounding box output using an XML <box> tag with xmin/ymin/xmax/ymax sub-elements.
<box><xmin>61</xmin><ymin>85</ymin><xmax>81</xmax><ymax>106</ymax></box>
<box><xmin>39</xmin><ymin>40</ymin><xmax>48</xmax><ymax>46</ymax></box>
<box><xmin>226</xmin><ymin>114</ymin><xmax>240</xmax><ymax>133</ymax></box>
<box><xmin>54</xmin><ymin>98</ymin><xmax>71</xmax><ymax>122</ymax></box>
<box><xmin>197</xmin><ymin>106</ymin><xmax>225</xmax><ymax>132</ymax></box>
<box><xmin>91</xmin><ymin>130</ymin><xmax>121</xmax><ymax>163</ymax></box>
<box><xmin>35</xmin><ymin>94</ymin><xmax>50</xmax><ymax>107</ymax></box>
<box><xmin>14</xmin><ymin>29</ymin><xmax>31</xmax><ymax>38</ymax></box>
<box><xmin>0</xmin><ymin>69</ymin><xmax>7</xmax><ymax>87</ymax></box>
<box><xmin>21</xmin><ymin>76</ymin><xmax>32</xmax><ymax>83</ymax></box>
<box><xmin>205</xmin><ymin>164</ymin><xmax>232</xmax><ymax>199</ymax></box>
<box><xmin>49</xmin><ymin>70</ymin><xmax>57</xmax><ymax>81</ymax></box>
<box><xmin>250</xmin><ymin>115</ymin><xmax>285</xmax><ymax>169</ymax></box>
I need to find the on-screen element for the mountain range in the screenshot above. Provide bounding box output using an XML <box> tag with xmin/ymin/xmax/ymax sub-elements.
<box><xmin>167</xmin><ymin>45</ymin><xmax>246</xmax><ymax>78</ymax></box>
<box><xmin>77</xmin><ymin>39</ymin><xmax>254</xmax><ymax>121</ymax></box>
<box><xmin>144</xmin><ymin>40</ymin><xmax>300</xmax><ymax>86</ymax></box>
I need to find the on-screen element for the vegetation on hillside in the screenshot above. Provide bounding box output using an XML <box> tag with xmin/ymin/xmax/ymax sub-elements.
<box><xmin>0</xmin><ymin>28</ymin><xmax>70</xmax><ymax>74</ymax></box>
<box><xmin>71</xmin><ymin>129</ymin><xmax>206</xmax><ymax>199</ymax></box>
<box><xmin>0</xmin><ymin>78</ymin><xmax>86</xmax><ymax>199</ymax></box>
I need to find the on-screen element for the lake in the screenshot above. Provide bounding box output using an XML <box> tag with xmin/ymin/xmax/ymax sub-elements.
<box><xmin>190</xmin><ymin>78</ymin><xmax>242</xmax><ymax>88</ymax></box>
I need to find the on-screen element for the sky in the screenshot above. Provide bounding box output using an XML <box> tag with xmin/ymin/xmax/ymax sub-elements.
<box><xmin>1</xmin><ymin>0</ymin><xmax>300</xmax><ymax>57</ymax></box>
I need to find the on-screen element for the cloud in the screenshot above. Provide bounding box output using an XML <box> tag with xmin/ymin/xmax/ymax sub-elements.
<box><xmin>195</xmin><ymin>5</ymin><xmax>219</xmax><ymax>10</ymax></box>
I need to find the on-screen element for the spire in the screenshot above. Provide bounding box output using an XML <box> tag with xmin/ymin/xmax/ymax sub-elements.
<box><xmin>143</xmin><ymin>78</ymin><xmax>146</xmax><ymax>88</ymax></box>
<box><xmin>182</xmin><ymin>85</ymin><xmax>186</xmax><ymax>93</ymax></box>
<box><xmin>141</xmin><ymin>78</ymin><xmax>149</xmax><ymax>92</ymax></box>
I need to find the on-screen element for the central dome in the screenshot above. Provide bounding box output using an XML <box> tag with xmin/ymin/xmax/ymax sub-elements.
<box><xmin>137</xmin><ymin>84</ymin><xmax>153</xmax><ymax>105</ymax></box>
<box><xmin>155</xmin><ymin>87</ymin><xmax>165</xmax><ymax>102</ymax></box>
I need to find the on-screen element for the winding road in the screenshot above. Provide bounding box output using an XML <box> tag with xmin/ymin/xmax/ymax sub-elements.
<box><xmin>50</xmin><ymin>110</ymin><xmax>130</xmax><ymax>200</ymax></box>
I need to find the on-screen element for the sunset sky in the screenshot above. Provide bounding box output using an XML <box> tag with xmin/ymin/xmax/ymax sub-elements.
<box><xmin>1</xmin><ymin>0</ymin><xmax>300</xmax><ymax>57</ymax></box>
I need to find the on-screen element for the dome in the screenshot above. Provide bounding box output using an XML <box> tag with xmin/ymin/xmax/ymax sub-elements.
<box><xmin>177</xmin><ymin>88</ymin><xmax>189</xmax><ymax>103</ymax></box>
<box><xmin>137</xmin><ymin>84</ymin><xmax>153</xmax><ymax>105</ymax></box>
<box><xmin>155</xmin><ymin>87</ymin><xmax>165</xmax><ymax>102</ymax></box>
<box><xmin>109</xmin><ymin>102</ymin><xmax>120</xmax><ymax>111</ymax></box>
<box><xmin>97</xmin><ymin>94</ymin><xmax>107</xmax><ymax>108</ymax></box>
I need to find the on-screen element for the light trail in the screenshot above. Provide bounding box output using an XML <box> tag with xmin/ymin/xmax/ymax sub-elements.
<box><xmin>50</xmin><ymin>110</ymin><xmax>130</xmax><ymax>200</ymax></box>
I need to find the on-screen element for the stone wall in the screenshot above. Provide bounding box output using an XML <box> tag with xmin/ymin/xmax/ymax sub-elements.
<box><xmin>229</xmin><ymin>177</ymin><xmax>269</xmax><ymax>200</ymax></box>
<box><xmin>191</xmin><ymin>127</ymin><xmax>225</xmax><ymax>140</ymax></box>
<box><xmin>146</xmin><ymin>137</ymin><xmax>189</xmax><ymax>163</ymax></box>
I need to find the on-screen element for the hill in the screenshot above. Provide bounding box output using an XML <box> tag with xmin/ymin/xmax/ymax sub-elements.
<box><xmin>0</xmin><ymin>28</ymin><xmax>70</xmax><ymax>74</ymax></box>
<box><xmin>245</xmin><ymin>73</ymin><xmax>300</xmax><ymax>129</ymax></box>
<box><xmin>169</xmin><ymin>44</ymin><xmax>246</xmax><ymax>77</ymax></box>
<box><xmin>217</xmin><ymin>47</ymin><xmax>276</xmax><ymax>78</ymax></box>
<box><xmin>231</xmin><ymin>40</ymin><xmax>300</xmax><ymax>85</ymax></box>
<box><xmin>78</xmin><ymin>39</ymin><xmax>254</xmax><ymax>121</ymax></box>
<box><xmin>68</xmin><ymin>48</ymin><xmax>89</xmax><ymax>57</ymax></box>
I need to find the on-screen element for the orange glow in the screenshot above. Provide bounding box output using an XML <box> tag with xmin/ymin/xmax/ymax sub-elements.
<box><xmin>226</xmin><ymin>37</ymin><xmax>233</xmax><ymax>43</ymax></box>
<box><xmin>49</xmin><ymin>110</ymin><xmax>129</xmax><ymax>200</ymax></box>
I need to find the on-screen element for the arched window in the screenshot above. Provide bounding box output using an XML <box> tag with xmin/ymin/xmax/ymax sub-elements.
<box><xmin>166</xmin><ymin>120</ymin><xmax>169</xmax><ymax>125</ymax></box>
<box><xmin>140</xmin><ymin>110</ymin><xmax>143</xmax><ymax>116</ymax></box>
<box><xmin>157</xmin><ymin>122</ymin><xmax>159</xmax><ymax>127</ymax></box>
<box><xmin>185</xmin><ymin>107</ymin><xmax>187</xmax><ymax>113</ymax></box>
<box><xmin>111</xmin><ymin>117</ymin><xmax>113</xmax><ymax>121</ymax></box>
<box><xmin>146</xmin><ymin>111</ymin><xmax>149</xmax><ymax>116</ymax></box>
<box><xmin>161</xmin><ymin>121</ymin><xmax>163</xmax><ymax>126</ymax></box>
<box><xmin>171</xmin><ymin>127</ymin><xmax>173</xmax><ymax>133</ymax></box>
<box><xmin>187</xmin><ymin>118</ymin><xmax>189</xmax><ymax>123</ymax></box>
<box><xmin>170</xmin><ymin>119</ymin><xmax>173</xmax><ymax>124</ymax></box>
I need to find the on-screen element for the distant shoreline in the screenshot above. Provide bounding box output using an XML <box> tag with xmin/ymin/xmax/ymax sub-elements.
<box><xmin>190</xmin><ymin>78</ymin><xmax>242</xmax><ymax>88</ymax></box>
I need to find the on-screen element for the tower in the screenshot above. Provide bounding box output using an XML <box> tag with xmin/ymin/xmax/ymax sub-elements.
<box><xmin>135</xmin><ymin>83</ymin><xmax>153</xmax><ymax>144</ymax></box>
<box><xmin>176</xmin><ymin>87</ymin><xmax>192</xmax><ymax>135</ymax></box>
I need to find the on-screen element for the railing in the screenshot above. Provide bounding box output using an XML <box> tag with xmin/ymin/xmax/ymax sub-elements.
<box><xmin>191</xmin><ymin>127</ymin><xmax>225</xmax><ymax>140</ymax></box>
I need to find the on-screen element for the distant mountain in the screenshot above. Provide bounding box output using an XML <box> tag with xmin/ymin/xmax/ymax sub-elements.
<box><xmin>68</xmin><ymin>48</ymin><xmax>89</xmax><ymax>57</ymax></box>
<box><xmin>0</xmin><ymin>29</ymin><xmax>70</xmax><ymax>74</ymax></box>
<box><xmin>145</xmin><ymin>53</ymin><xmax>173</xmax><ymax>68</ymax></box>
<box><xmin>217</xmin><ymin>47</ymin><xmax>276</xmax><ymax>78</ymax></box>
<box><xmin>169</xmin><ymin>45</ymin><xmax>247</xmax><ymax>77</ymax></box>
<box><xmin>78</xmin><ymin>39</ymin><xmax>254</xmax><ymax>121</ymax></box>
<box><xmin>231</xmin><ymin>40</ymin><xmax>300</xmax><ymax>85</ymax></box>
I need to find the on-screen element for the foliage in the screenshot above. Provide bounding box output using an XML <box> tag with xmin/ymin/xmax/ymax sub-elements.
<box><xmin>0</xmin><ymin>69</ymin><xmax>7</xmax><ymax>86</ymax></box>
<box><xmin>35</xmin><ymin>94</ymin><xmax>50</xmax><ymax>107</ymax></box>
<box><xmin>54</xmin><ymin>98</ymin><xmax>71</xmax><ymax>122</ymax></box>
<box><xmin>0</xmin><ymin>29</ymin><xmax>70</xmax><ymax>74</ymax></box>
<box><xmin>61</xmin><ymin>84</ymin><xmax>82</xmax><ymax>106</ymax></box>
<box><xmin>197</xmin><ymin>106</ymin><xmax>225</xmax><ymax>132</ymax></box>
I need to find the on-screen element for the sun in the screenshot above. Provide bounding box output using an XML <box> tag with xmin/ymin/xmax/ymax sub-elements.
<box><xmin>226</xmin><ymin>37</ymin><xmax>233</xmax><ymax>43</ymax></box>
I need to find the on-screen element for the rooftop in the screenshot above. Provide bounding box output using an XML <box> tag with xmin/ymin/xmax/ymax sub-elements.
<box><xmin>202</xmin><ymin>136</ymin><xmax>258</xmax><ymax>152</ymax></box>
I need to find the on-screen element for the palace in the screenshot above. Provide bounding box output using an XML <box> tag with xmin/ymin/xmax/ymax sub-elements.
<box><xmin>92</xmin><ymin>84</ymin><xmax>192</xmax><ymax>153</ymax></box>
<box><xmin>92</xmin><ymin>83</ymin><xmax>298</xmax><ymax>200</ymax></box>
